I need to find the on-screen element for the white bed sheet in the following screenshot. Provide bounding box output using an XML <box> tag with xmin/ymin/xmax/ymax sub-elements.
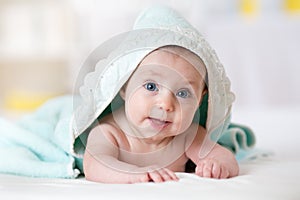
<box><xmin>1</xmin><ymin>106</ymin><xmax>300</xmax><ymax>200</ymax></box>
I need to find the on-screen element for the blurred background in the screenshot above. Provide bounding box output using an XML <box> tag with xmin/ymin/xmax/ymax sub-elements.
<box><xmin>0</xmin><ymin>0</ymin><xmax>300</xmax><ymax>117</ymax></box>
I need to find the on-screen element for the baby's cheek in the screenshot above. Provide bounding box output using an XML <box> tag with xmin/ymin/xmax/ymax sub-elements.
<box><xmin>178</xmin><ymin>113</ymin><xmax>193</xmax><ymax>131</ymax></box>
<box><xmin>182</xmin><ymin>104</ymin><xmax>197</xmax><ymax>118</ymax></box>
<box><xmin>178</xmin><ymin>105</ymin><xmax>199</xmax><ymax>128</ymax></box>
<box><xmin>126</xmin><ymin>102</ymin><xmax>142</xmax><ymax>121</ymax></box>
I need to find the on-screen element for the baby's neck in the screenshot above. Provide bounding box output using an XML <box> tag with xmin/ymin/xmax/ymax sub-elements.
<box><xmin>127</xmin><ymin>135</ymin><xmax>175</xmax><ymax>153</ymax></box>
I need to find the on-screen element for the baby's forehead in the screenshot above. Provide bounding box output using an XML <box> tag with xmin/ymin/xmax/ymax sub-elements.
<box><xmin>139</xmin><ymin>46</ymin><xmax>206</xmax><ymax>80</ymax></box>
<box><xmin>144</xmin><ymin>46</ymin><xmax>206</xmax><ymax>73</ymax></box>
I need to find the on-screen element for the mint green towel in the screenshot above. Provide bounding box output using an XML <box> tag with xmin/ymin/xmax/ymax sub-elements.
<box><xmin>218</xmin><ymin>123</ymin><xmax>256</xmax><ymax>153</ymax></box>
<box><xmin>0</xmin><ymin>96</ymin><xmax>255</xmax><ymax>178</ymax></box>
<box><xmin>0</xmin><ymin>96</ymin><xmax>80</xmax><ymax>178</ymax></box>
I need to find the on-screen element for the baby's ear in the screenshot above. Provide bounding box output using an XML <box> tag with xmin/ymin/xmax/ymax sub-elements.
<box><xmin>119</xmin><ymin>85</ymin><xmax>126</xmax><ymax>100</ymax></box>
<box><xmin>202</xmin><ymin>87</ymin><xmax>208</xmax><ymax>96</ymax></box>
<box><xmin>199</xmin><ymin>88</ymin><xmax>208</xmax><ymax>105</ymax></box>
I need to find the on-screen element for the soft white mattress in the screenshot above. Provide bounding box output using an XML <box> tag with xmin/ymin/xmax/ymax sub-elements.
<box><xmin>1</xmin><ymin>107</ymin><xmax>300</xmax><ymax>200</ymax></box>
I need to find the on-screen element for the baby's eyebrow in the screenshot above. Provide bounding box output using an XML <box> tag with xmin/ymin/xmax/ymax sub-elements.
<box><xmin>187</xmin><ymin>81</ymin><xmax>197</xmax><ymax>88</ymax></box>
<box><xmin>138</xmin><ymin>67</ymin><xmax>205</xmax><ymax>89</ymax></box>
<box><xmin>187</xmin><ymin>80</ymin><xmax>206</xmax><ymax>92</ymax></box>
<box><xmin>138</xmin><ymin>68</ymin><xmax>162</xmax><ymax>77</ymax></box>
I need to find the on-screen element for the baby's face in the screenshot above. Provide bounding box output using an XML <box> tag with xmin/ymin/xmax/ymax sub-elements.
<box><xmin>121</xmin><ymin>49</ymin><xmax>206</xmax><ymax>139</ymax></box>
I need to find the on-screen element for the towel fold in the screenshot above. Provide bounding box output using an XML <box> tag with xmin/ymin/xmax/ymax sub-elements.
<box><xmin>218</xmin><ymin>123</ymin><xmax>256</xmax><ymax>153</ymax></box>
<box><xmin>0</xmin><ymin>96</ymin><xmax>80</xmax><ymax>178</ymax></box>
<box><xmin>0</xmin><ymin>96</ymin><xmax>255</xmax><ymax>178</ymax></box>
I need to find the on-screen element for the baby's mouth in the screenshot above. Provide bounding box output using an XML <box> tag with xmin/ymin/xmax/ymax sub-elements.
<box><xmin>147</xmin><ymin>117</ymin><xmax>171</xmax><ymax>130</ymax></box>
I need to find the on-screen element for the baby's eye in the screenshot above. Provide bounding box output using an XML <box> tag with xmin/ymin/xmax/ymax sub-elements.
<box><xmin>176</xmin><ymin>89</ymin><xmax>191</xmax><ymax>98</ymax></box>
<box><xmin>144</xmin><ymin>82</ymin><xmax>158</xmax><ymax>92</ymax></box>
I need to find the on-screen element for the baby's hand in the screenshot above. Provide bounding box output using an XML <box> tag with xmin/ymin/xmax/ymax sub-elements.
<box><xmin>196</xmin><ymin>158</ymin><xmax>230</xmax><ymax>179</ymax></box>
<box><xmin>132</xmin><ymin>167</ymin><xmax>178</xmax><ymax>183</ymax></box>
<box><xmin>130</xmin><ymin>167</ymin><xmax>179</xmax><ymax>183</ymax></box>
<box><xmin>146</xmin><ymin>167</ymin><xmax>179</xmax><ymax>182</ymax></box>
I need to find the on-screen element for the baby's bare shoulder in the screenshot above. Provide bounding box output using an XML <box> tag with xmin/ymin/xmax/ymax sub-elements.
<box><xmin>184</xmin><ymin>123</ymin><xmax>206</xmax><ymax>139</ymax></box>
<box><xmin>184</xmin><ymin>124</ymin><xmax>206</xmax><ymax>148</ymax></box>
<box><xmin>93</xmin><ymin>114</ymin><xmax>118</xmax><ymax>132</ymax></box>
<box><xmin>89</xmin><ymin>114</ymin><xmax>128</xmax><ymax>147</ymax></box>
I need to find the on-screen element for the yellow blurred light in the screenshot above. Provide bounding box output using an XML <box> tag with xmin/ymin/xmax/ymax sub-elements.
<box><xmin>285</xmin><ymin>0</ymin><xmax>300</xmax><ymax>12</ymax></box>
<box><xmin>240</xmin><ymin>0</ymin><xmax>259</xmax><ymax>15</ymax></box>
<box><xmin>4</xmin><ymin>91</ymin><xmax>55</xmax><ymax>111</ymax></box>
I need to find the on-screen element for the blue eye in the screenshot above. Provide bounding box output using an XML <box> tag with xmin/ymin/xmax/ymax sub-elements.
<box><xmin>144</xmin><ymin>82</ymin><xmax>158</xmax><ymax>91</ymax></box>
<box><xmin>177</xmin><ymin>89</ymin><xmax>190</xmax><ymax>98</ymax></box>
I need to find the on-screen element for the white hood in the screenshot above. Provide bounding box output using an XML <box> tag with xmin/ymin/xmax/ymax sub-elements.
<box><xmin>71</xmin><ymin>6</ymin><xmax>235</xmax><ymax>158</ymax></box>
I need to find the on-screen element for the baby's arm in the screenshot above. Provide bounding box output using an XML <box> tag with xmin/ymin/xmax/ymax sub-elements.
<box><xmin>83</xmin><ymin>125</ymin><xmax>177</xmax><ymax>183</ymax></box>
<box><xmin>186</xmin><ymin>126</ymin><xmax>239</xmax><ymax>179</ymax></box>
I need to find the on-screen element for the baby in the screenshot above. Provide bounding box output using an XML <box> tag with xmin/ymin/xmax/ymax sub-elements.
<box><xmin>83</xmin><ymin>46</ymin><xmax>239</xmax><ymax>183</ymax></box>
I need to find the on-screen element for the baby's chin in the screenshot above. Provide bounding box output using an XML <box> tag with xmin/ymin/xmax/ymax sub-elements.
<box><xmin>125</xmin><ymin>118</ymin><xmax>187</xmax><ymax>139</ymax></box>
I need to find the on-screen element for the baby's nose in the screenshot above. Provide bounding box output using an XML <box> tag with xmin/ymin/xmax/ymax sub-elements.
<box><xmin>157</xmin><ymin>90</ymin><xmax>175</xmax><ymax>112</ymax></box>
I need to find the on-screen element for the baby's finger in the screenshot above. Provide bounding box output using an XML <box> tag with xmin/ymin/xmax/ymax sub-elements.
<box><xmin>220</xmin><ymin>166</ymin><xmax>230</xmax><ymax>179</ymax></box>
<box><xmin>162</xmin><ymin>168</ymin><xmax>179</xmax><ymax>181</ymax></box>
<box><xmin>195</xmin><ymin>162</ymin><xmax>203</xmax><ymax>176</ymax></box>
<box><xmin>139</xmin><ymin>173</ymin><xmax>151</xmax><ymax>183</ymax></box>
<box><xmin>202</xmin><ymin>161</ymin><xmax>213</xmax><ymax>178</ymax></box>
<box><xmin>211</xmin><ymin>162</ymin><xmax>221</xmax><ymax>179</ymax></box>
<box><xmin>157</xmin><ymin>169</ymin><xmax>173</xmax><ymax>182</ymax></box>
<box><xmin>147</xmin><ymin>171</ymin><xmax>163</xmax><ymax>183</ymax></box>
